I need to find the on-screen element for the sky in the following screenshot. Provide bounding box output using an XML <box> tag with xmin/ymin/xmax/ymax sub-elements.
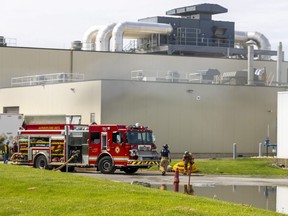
<box><xmin>1</xmin><ymin>0</ymin><xmax>288</xmax><ymax>57</ymax></box>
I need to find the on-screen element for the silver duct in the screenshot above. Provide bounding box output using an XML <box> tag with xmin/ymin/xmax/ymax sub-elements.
<box><xmin>96</xmin><ymin>23</ymin><xmax>116</xmax><ymax>51</ymax></box>
<box><xmin>247</xmin><ymin>40</ymin><xmax>256</xmax><ymax>85</ymax></box>
<box><xmin>235</xmin><ymin>31</ymin><xmax>271</xmax><ymax>60</ymax></box>
<box><xmin>110</xmin><ymin>21</ymin><xmax>173</xmax><ymax>52</ymax></box>
<box><xmin>276</xmin><ymin>42</ymin><xmax>283</xmax><ymax>86</ymax></box>
<box><xmin>82</xmin><ymin>25</ymin><xmax>105</xmax><ymax>51</ymax></box>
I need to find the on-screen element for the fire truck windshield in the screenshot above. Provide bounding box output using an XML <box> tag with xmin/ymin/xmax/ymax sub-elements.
<box><xmin>126</xmin><ymin>131</ymin><xmax>154</xmax><ymax>144</ymax></box>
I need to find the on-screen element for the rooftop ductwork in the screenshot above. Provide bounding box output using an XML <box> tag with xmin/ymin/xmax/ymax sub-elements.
<box><xmin>82</xmin><ymin>25</ymin><xmax>105</xmax><ymax>50</ymax></box>
<box><xmin>110</xmin><ymin>21</ymin><xmax>173</xmax><ymax>52</ymax></box>
<box><xmin>95</xmin><ymin>23</ymin><xmax>116</xmax><ymax>51</ymax></box>
<box><xmin>80</xmin><ymin>3</ymin><xmax>276</xmax><ymax>60</ymax></box>
<box><xmin>235</xmin><ymin>31</ymin><xmax>271</xmax><ymax>59</ymax></box>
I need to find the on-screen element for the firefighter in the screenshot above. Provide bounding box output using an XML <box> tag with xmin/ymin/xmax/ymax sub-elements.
<box><xmin>2</xmin><ymin>140</ymin><xmax>10</xmax><ymax>164</ymax></box>
<box><xmin>159</xmin><ymin>144</ymin><xmax>171</xmax><ymax>176</ymax></box>
<box><xmin>12</xmin><ymin>140</ymin><xmax>18</xmax><ymax>153</ymax></box>
<box><xmin>182</xmin><ymin>151</ymin><xmax>194</xmax><ymax>175</ymax></box>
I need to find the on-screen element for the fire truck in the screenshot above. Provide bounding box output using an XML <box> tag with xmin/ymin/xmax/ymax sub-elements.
<box><xmin>12</xmin><ymin>117</ymin><xmax>159</xmax><ymax>174</ymax></box>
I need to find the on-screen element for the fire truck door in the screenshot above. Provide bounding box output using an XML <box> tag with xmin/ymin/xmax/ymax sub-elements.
<box><xmin>110</xmin><ymin>131</ymin><xmax>125</xmax><ymax>156</ymax></box>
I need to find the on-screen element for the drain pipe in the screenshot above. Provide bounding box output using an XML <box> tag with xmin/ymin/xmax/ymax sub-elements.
<box><xmin>276</xmin><ymin>42</ymin><xmax>283</xmax><ymax>86</ymax></box>
<box><xmin>247</xmin><ymin>40</ymin><xmax>256</xmax><ymax>85</ymax></box>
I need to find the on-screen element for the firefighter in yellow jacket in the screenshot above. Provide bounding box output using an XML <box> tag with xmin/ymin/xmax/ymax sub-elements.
<box><xmin>182</xmin><ymin>151</ymin><xmax>194</xmax><ymax>174</ymax></box>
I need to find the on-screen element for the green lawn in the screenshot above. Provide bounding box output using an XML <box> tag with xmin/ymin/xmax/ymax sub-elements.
<box><xmin>0</xmin><ymin>162</ymin><xmax>285</xmax><ymax>216</ymax></box>
<box><xmin>194</xmin><ymin>158</ymin><xmax>288</xmax><ymax>176</ymax></box>
<box><xmin>151</xmin><ymin>158</ymin><xmax>288</xmax><ymax>176</ymax></box>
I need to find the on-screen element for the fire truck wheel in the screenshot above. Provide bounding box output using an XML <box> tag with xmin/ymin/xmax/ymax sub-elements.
<box><xmin>35</xmin><ymin>155</ymin><xmax>48</xmax><ymax>170</ymax></box>
<box><xmin>123</xmin><ymin>167</ymin><xmax>139</xmax><ymax>174</ymax></box>
<box><xmin>98</xmin><ymin>156</ymin><xmax>116</xmax><ymax>174</ymax></box>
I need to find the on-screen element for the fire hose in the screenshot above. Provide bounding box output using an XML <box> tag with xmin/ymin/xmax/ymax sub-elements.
<box><xmin>53</xmin><ymin>151</ymin><xmax>79</xmax><ymax>171</ymax></box>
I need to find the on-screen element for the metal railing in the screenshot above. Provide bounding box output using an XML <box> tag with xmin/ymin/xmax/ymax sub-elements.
<box><xmin>11</xmin><ymin>73</ymin><xmax>85</xmax><ymax>87</ymax></box>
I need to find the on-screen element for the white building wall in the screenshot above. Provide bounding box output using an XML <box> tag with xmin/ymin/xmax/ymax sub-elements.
<box><xmin>277</xmin><ymin>92</ymin><xmax>288</xmax><ymax>158</ymax></box>
<box><xmin>0</xmin><ymin>81</ymin><xmax>102</xmax><ymax>124</ymax></box>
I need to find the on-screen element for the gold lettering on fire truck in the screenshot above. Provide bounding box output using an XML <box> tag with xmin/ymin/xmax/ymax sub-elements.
<box><xmin>92</xmin><ymin>148</ymin><xmax>98</xmax><ymax>153</ymax></box>
<box><xmin>38</xmin><ymin>126</ymin><xmax>61</xmax><ymax>130</ymax></box>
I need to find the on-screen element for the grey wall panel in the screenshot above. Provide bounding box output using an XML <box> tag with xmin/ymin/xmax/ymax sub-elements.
<box><xmin>101</xmin><ymin>80</ymin><xmax>281</xmax><ymax>155</ymax></box>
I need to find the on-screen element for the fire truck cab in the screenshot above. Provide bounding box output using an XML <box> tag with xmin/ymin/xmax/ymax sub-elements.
<box><xmin>13</xmin><ymin>117</ymin><xmax>160</xmax><ymax>174</ymax></box>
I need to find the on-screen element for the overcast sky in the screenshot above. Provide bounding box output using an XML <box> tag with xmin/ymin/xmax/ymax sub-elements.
<box><xmin>1</xmin><ymin>0</ymin><xmax>288</xmax><ymax>57</ymax></box>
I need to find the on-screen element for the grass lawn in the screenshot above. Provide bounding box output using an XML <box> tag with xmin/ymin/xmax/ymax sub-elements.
<box><xmin>0</xmin><ymin>161</ymin><xmax>285</xmax><ymax>216</ymax></box>
<box><xmin>195</xmin><ymin>158</ymin><xmax>288</xmax><ymax>176</ymax></box>
<box><xmin>150</xmin><ymin>158</ymin><xmax>288</xmax><ymax>176</ymax></box>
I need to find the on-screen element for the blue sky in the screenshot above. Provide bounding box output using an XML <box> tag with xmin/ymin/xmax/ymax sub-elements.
<box><xmin>1</xmin><ymin>0</ymin><xmax>288</xmax><ymax>57</ymax></box>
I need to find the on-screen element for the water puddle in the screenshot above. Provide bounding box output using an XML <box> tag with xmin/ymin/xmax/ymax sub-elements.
<box><xmin>153</xmin><ymin>184</ymin><xmax>288</xmax><ymax>214</ymax></box>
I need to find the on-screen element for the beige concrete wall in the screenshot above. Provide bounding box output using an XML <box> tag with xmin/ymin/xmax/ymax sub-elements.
<box><xmin>0</xmin><ymin>81</ymin><xmax>102</xmax><ymax>124</ymax></box>
<box><xmin>1</xmin><ymin>47</ymin><xmax>288</xmax><ymax>88</ymax></box>
<box><xmin>0</xmin><ymin>47</ymin><xmax>71</xmax><ymax>88</ymax></box>
<box><xmin>73</xmin><ymin>50</ymin><xmax>287</xmax><ymax>83</ymax></box>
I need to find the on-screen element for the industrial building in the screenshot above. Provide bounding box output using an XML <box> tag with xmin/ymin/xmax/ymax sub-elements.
<box><xmin>0</xmin><ymin>3</ymin><xmax>287</xmax><ymax>158</ymax></box>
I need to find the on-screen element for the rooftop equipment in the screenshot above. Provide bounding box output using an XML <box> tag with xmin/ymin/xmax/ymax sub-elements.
<box><xmin>81</xmin><ymin>3</ymin><xmax>276</xmax><ymax>60</ymax></box>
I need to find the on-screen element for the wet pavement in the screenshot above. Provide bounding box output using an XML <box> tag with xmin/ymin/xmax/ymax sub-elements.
<box><xmin>73</xmin><ymin>168</ymin><xmax>288</xmax><ymax>187</ymax></box>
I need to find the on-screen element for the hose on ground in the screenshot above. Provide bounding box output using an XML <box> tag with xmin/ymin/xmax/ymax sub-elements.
<box><xmin>53</xmin><ymin>153</ymin><xmax>78</xmax><ymax>171</ymax></box>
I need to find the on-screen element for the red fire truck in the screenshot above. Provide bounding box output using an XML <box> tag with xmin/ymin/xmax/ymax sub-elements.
<box><xmin>12</xmin><ymin>121</ymin><xmax>160</xmax><ymax>174</ymax></box>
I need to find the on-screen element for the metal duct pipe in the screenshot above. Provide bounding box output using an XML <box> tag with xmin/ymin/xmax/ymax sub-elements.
<box><xmin>111</xmin><ymin>21</ymin><xmax>173</xmax><ymax>52</ymax></box>
<box><xmin>235</xmin><ymin>31</ymin><xmax>271</xmax><ymax>60</ymax></box>
<box><xmin>276</xmin><ymin>42</ymin><xmax>283</xmax><ymax>85</ymax></box>
<box><xmin>96</xmin><ymin>23</ymin><xmax>116</xmax><ymax>51</ymax></box>
<box><xmin>247</xmin><ymin>40</ymin><xmax>255</xmax><ymax>85</ymax></box>
<box><xmin>82</xmin><ymin>25</ymin><xmax>105</xmax><ymax>51</ymax></box>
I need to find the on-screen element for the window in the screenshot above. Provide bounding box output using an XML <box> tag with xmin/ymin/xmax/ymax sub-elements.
<box><xmin>101</xmin><ymin>133</ymin><xmax>107</xmax><ymax>150</ymax></box>
<box><xmin>3</xmin><ymin>106</ymin><xmax>19</xmax><ymax>114</ymax></box>
<box><xmin>91</xmin><ymin>132</ymin><xmax>100</xmax><ymax>144</ymax></box>
<box><xmin>126</xmin><ymin>131</ymin><xmax>154</xmax><ymax>144</ymax></box>
<box><xmin>112</xmin><ymin>132</ymin><xmax>122</xmax><ymax>144</ymax></box>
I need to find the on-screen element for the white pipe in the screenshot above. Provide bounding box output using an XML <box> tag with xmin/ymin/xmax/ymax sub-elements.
<box><xmin>235</xmin><ymin>31</ymin><xmax>271</xmax><ymax>60</ymax></box>
<box><xmin>247</xmin><ymin>40</ymin><xmax>255</xmax><ymax>85</ymax></box>
<box><xmin>111</xmin><ymin>21</ymin><xmax>173</xmax><ymax>52</ymax></box>
<box><xmin>96</xmin><ymin>23</ymin><xmax>116</xmax><ymax>51</ymax></box>
<box><xmin>276</xmin><ymin>42</ymin><xmax>283</xmax><ymax>86</ymax></box>
<box><xmin>82</xmin><ymin>25</ymin><xmax>105</xmax><ymax>51</ymax></box>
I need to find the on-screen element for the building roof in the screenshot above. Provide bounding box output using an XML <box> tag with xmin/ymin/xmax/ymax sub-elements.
<box><xmin>166</xmin><ymin>3</ymin><xmax>228</xmax><ymax>17</ymax></box>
